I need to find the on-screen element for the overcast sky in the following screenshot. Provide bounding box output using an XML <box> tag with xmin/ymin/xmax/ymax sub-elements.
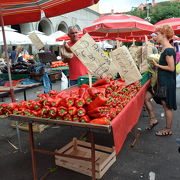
<box><xmin>99</xmin><ymin>0</ymin><xmax>169</xmax><ymax>13</ymax></box>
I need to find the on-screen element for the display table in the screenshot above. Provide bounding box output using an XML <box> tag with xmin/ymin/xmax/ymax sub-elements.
<box><xmin>111</xmin><ymin>80</ymin><xmax>149</xmax><ymax>154</ymax></box>
<box><xmin>0</xmin><ymin>83</ymin><xmax>42</xmax><ymax>101</ymax></box>
<box><xmin>0</xmin><ymin>73</ymin><xmax>29</xmax><ymax>80</ymax></box>
<box><xmin>8</xmin><ymin>80</ymin><xmax>150</xmax><ymax>180</ymax></box>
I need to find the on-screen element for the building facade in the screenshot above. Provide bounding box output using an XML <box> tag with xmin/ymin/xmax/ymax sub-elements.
<box><xmin>3</xmin><ymin>7</ymin><xmax>99</xmax><ymax>54</ymax></box>
<box><xmin>11</xmin><ymin>8</ymin><xmax>99</xmax><ymax>35</ymax></box>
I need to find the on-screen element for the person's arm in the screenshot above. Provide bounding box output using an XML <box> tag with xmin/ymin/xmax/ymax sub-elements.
<box><xmin>61</xmin><ymin>42</ymin><xmax>73</xmax><ymax>63</ymax></box>
<box><xmin>153</xmin><ymin>55</ymin><xmax>175</xmax><ymax>72</ymax></box>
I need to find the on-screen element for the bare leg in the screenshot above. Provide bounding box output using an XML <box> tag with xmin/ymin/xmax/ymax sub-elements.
<box><xmin>161</xmin><ymin>101</ymin><xmax>173</xmax><ymax>130</ymax></box>
<box><xmin>155</xmin><ymin>101</ymin><xmax>173</xmax><ymax>136</ymax></box>
<box><xmin>144</xmin><ymin>91</ymin><xmax>158</xmax><ymax>129</ymax></box>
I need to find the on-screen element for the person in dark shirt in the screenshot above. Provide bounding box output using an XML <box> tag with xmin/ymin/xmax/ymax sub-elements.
<box><xmin>145</xmin><ymin>25</ymin><xmax>176</xmax><ymax>136</ymax></box>
<box><xmin>9</xmin><ymin>46</ymin><xmax>16</xmax><ymax>64</ymax></box>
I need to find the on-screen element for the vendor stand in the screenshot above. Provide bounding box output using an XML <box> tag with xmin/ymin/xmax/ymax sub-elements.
<box><xmin>7</xmin><ymin>80</ymin><xmax>149</xmax><ymax>180</ymax></box>
<box><xmin>0</xmin><ymin>83</ymin><xmax>42</xmax><ymax>101</ymax></box>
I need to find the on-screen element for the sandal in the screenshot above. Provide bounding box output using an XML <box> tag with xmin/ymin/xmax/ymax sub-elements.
<box><xmin>155</xmin><ymin>129</ymin><xmax>172</xmax><ymax>136</ymax></box>
<box><xmin>145</xmin><ymin>120</ymin><xmax>158</xmax><ymax>130</ymax></box>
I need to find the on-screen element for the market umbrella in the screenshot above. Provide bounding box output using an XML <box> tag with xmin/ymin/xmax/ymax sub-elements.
<box><xmin>83</xmin><ymin>14</ymin><xmax>155</xmax><ymax>38</ymax></box>
<box><xmin>0</xmin><ymin>0</ymin><xmax>99</xmax><ymax>26</ymax></box>
<box><xmin>56</xmin><ymin>31</ymin><xmax>106</xmax><ymax>42</ymax></box>
<box><xmin>154</xmin><ymin>18</ymin><xmax>180</xmax><ymax>35</ymax></box>
<box><xmin>49</xmin><ymin>31</ymin><xmax>66</xmax><ymax>45</ymax></box>
<box><xmin>0</xmin><ymin>28</ymin><xmax>32</xmax><ymax>45</ymax></box>
<box><xmin>0</xmin><ymin>0</ymin><xmax>99</xmax><ymax>101</ymax></box>
<box><xmin>96</xmin><ymin>40</ymin><xmax>113</xmax><ymax>49</ymax></box>
<box><xmin>1</xmin><ymin>26</ymin><xmax>16</xmax><ymax>32</ymax></box>
<box><xmin>116</xmin><ymin>34</ymin><xmax>152</xmax><ymax>42</ymax></box>
<box><xmin>56</xmin><ymin>31</ymin><xmax>86</xmax><ymax>41</ymax></box>
<box><xmin>173</xmin><ymin>35</ymin><xmax>180</xmax><ymax>41</ymax></box>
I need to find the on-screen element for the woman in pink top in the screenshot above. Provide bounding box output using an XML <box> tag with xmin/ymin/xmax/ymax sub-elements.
<box><xmin>64</xmin><ymin>26</ymin><xmax>88</xmax><ymax>86</ymax></box>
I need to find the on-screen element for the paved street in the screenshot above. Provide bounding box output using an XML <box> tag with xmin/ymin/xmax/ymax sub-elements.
<box><xmin>0</xmin><ymin>81</ymin><xmax>180</xmax><ymax>180</ymax></box>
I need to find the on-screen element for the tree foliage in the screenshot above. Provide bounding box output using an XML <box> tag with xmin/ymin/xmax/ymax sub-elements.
<box><xmin>150</xmin><ymin>2</ymin><xmax>180</xmax><ymax>24</ymax></box>
<box><xmin>127</xmin><ymin>1</ymin><xmax>180</xmax><ymax>24</ymax></box>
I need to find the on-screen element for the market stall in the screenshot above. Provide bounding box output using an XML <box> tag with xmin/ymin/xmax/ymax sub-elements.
<box><xmin>5</xmin><ymin>80</ymin><xmax>149</xmax><ymax>180</ymax></box>
<box><xmin>0</xmin><ymin>0</ymin><xmax>100</xmax><ymax>102</ymax></box>
<box><xmin>0</xmin><ymin>1</ymin><xmax>100</xmax><ymax>155</ymax></box>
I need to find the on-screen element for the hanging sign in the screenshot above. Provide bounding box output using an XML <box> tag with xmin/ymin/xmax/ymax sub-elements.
<box><xmin>28</xmin><ymin>32</ymin><xmax>44</xmax><ymax>50</ymax></box>
<box><xmin>110</xmin><ymin>46</ymin><xmax>142</xmax><ymax>85</ymax></box>
<box><xmin>70</xmin><ymin>33</ymin><xmax>117</xmax><ymax>78</ymax></box>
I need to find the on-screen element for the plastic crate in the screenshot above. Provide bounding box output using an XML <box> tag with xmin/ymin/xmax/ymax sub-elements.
<box><xmin>78</xmin><ymin>75</ymin><xmax>98</xmax><ymax>87</ymax></box>
<box><xmin>140</xmin><ymin>72</ymin><xmax>149</xmax><ymax>85</ymax></box>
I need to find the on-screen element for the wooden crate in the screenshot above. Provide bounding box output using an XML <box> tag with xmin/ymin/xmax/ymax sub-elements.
<box><xmin>11</xmin><ymin>121</ymin><xmax>50</xmax><ymax>133</ymax></box>
<box><xmin>55</xmin><ymin>138</ymin><xmax>116</xmax><ymax>179</ymax></box>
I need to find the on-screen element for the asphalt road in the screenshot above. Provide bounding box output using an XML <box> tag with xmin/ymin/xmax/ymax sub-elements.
<box><xmin>0</xmin><ymin>82</ymin><xmax>180</xmax><ymax>180</ymax></box>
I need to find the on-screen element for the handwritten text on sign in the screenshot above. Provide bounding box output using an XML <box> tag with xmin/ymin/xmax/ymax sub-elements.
<box><xmin>110</xmin><ymin>46</ymin><xmax>142</xmax><ymax>85</ymax></box>
<box><xmin>71</xmin><ymin>33</ymin><xmax>117</xmax><ymax>78</ymax></box>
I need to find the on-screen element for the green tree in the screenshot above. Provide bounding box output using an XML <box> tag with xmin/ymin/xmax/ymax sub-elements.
<box><xmin>127</xmin><ymin>1</ymin><xmax>180</xmax><ymax>24</ymax></box>
<box><xmin>150</xmin><ymin>2</ymin><xmax>180</xmax><ymax>24</ymax></box>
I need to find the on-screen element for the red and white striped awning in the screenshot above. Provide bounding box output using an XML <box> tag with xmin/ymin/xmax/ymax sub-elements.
<box><xmin>155</xmin><ymin>18</ymin><xmax>180</xmax><ymax>35</ymax></box>
<box><xmin>0</xmin><ymin>0</ymin><xmax>99</xmax><ymax>26</ymax></box>
<box><xmin>84</xmin><ymin>14</ymin><xmax>155</xmax><ymax>38</ymax></box>
<box><xmin>56</xmin><ymin>31</ymin><xmax>105</xmax><ymax>42</ymax></box>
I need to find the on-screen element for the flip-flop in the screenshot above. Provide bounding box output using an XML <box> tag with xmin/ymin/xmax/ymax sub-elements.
<box><xmin>155</xmin><ymin>129</ymin><xmax>172</xmax><ymax>136</ymax></box>
<box><xmin>145</xmin><ymin>121</ymin><xmax>158</xmax><ymax>130</ymax></box>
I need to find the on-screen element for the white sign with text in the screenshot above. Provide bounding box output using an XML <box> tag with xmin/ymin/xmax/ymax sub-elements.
<box><xmin>110</xmin><ymin>46</ymin><xmax>142</xmax><ymax>85</ymax></box>
<box><xmin>71</xmin><ymin>33</ymin><xmax>117</xmax><ymax>79</ymax></box>
<box><xmin>28</xmin><ymin>32</ymin><xmax>44</xmax><ymax>50</ymax></box>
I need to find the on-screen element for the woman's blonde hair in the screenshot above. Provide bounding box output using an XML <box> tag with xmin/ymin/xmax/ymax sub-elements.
<box><xmin>156</xmin><ymin>25</ymin><xmax>174</xmax><ymax>40</ymax></box>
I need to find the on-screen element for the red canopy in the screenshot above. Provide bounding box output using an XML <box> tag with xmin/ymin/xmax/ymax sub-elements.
<box><xmin>173</xmin><ymin>35</ymin><xmax>180</xmax><ymax>41</ymax></box>
<box><xmin>155</xmin><ymin>18</ymin><xmax>180</xmax><ymax>35</ymax></box>
<box><xmin>84</xmin><ymin>14</ymin><xmax>155</xmax><ymax>38</ymax></box>
<box><xmin>0</xmin><ymin>0</ymin><xmax>99</xmax><ymax>26</ymax></box>
<box><xmin>56</xmin><ymin>31</ymin><xmax>105</xmax><ymax>42</ymax></box>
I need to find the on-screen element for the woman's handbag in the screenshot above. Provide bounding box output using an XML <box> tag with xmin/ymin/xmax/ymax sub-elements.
<box><xmin>60</xmin><ymin>42</ymin><xmax>74</xmax><ymax>63</ymax></box>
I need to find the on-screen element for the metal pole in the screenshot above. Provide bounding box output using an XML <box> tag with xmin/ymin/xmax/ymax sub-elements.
<box><xmin>0</xmin><ymin>11</ymin><xmax>15</xmax><ymax>102</ymax></box>
<box><xmin>16</xmin><ymin>121</ymin><xmax>22</xmax><ymax>152</ymax></box>
<box><xmin>0</xmin><ymin>8</ymin><xmax>22</xmax><ymax>152</ymax></box>
<box><xmin>29</xmin><ymin>123</ymin><xmax>38</xmax><ymax>180</ymax></box>
<box><xmin>146</xmin><ymin>0</ymin><xmax>150</xmax><ymax>21</ymax></box>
